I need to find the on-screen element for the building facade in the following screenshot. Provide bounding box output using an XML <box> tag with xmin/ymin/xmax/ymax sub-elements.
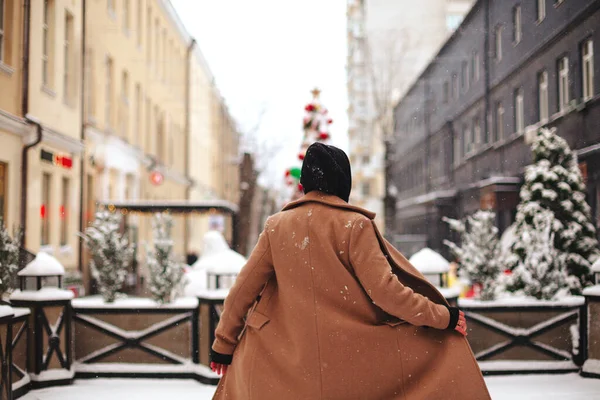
<box><xmin>390</xmin><ymin>0</ymin><xmax>600</xmax><ymax>258</ymax></box>
<box><xmin>0</xmin><ymin>0</ymin><xmax>240</xmax><ymax>292</ymax></box>
<box><xmin>346</xmin><ymin>0</ymin><xmax>474</xmax><ymax>231</ymax></box>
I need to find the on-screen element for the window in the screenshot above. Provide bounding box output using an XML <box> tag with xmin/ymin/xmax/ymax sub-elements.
<box><xmin>558</xmin><ymin>57</ymin><xmax>570</xmax><ymax>111</ymax></box>
<box><xmin>513</xmin><ymin>5</ymin><xmax>522</xmax><ymax>44</ymax></box>
<box><xmin>451</xmin><ymin>73</ymin><xmax>458</xmax><ymax>99</ymax></box>
<box><xmin>86</xmin><ymin>48</ymin><xmax>95</xmax><ymax>119</ymax></box>
<box><xmin>461</xmin><ymin>125</ymin><xmax>469</xmax><ymax>157</ymax></box>
<box><xmin>108</xmin><ymin>0</ymin><xmax>115</xmax><ymax>15</ymax></box>
<box><xmin>41</xmin><ymin>172</ymin><xmax>51</xmax><ymax>246</ymax></box>
<box><xmin>105</xmin><ymin>56</ymin><xmax>113</xmax><ymax>129</ymax></box>
<box><xmin>473</xmin><ymin>117</ymin><xmax>481</xmax><ymax>148</ymax></box>
<box><xmin>42</xmin><ymin>0</ymin><xmax>55</xmax><ymax>87</ymax></box>
<box><xmin>135</xmin><ymin>83</ymin><xmax>141</xmax><ymax>146</ymax></box>
<box><xmin>154</xmin><ymin>19</ymin><xmax>159</xmax><ymax>72</ymax></box>
<box><xmin>123</xmin><ymin>0</ymin><xmax>130</xmax><ymax>33</ymax></box>
<box><xmin>136</xmin><ymin>1</ymin><xmax>142</xmax><ymax>46</ymax></box>
<box><xmin>538</xmin><ymin>70</ymin><xmax>549</xmax><ymax>121</ymax></box>
<box><xmin>582</xmin><ymin>39</ymin><xmax>594</xmax><ymax>100</ymax></box>
<box><xmin>471</xmin><ymin>51</ymin><xmax>480</xmax><ymax>83</ymax></box>
<box><xmin>60</xmin><ymin>177</ymin><xmax>69</xmax><ymax>246</ymax></box>
<box><xmin>443</xmin><ymin>81</ymin><xmax>449</xmax><ymax>104</ymax></box>
<box><xmin>495</xmin><ymin>25</ymin><xmax>503</xmax><ymax>61</ymax></box>
<box><xmin>495</xmin><ymin>102</ymin><xmax>505</xmax><ymax>141</ymax></box>
<box><xmin>0</xmin><ymin>162</ymin><xmax>7</xmax><ymax>221</ymax></box>
<box><xmin>514</xmin><ymin>88</ymin><xmax>524</xmax><ymax>134</ymax></box>
<box><xmin>0</xmin><ymin>0</ymin><xmax>5</xmax><ymax>62</ymax></box>
<box><xmin>162</xmin><ymin>29</ymin><xmax>167</xmax><ymax>81</ymax></box>
<box><xmin>120</xmin><ymin>70</ymin><xmax>129</xmax><ymax>139</ymax></box>
<box><xmin>156</xmin><ymin>111</ymin><xmax>164</xmax><ymax>160</ymax></box>
<box><xmin>537</xmin><ymin>0</ymin><xmax>546</xmax><ymax>22</ymax></box>
<box><xmin>63</xmin><ymin>12</ymin><xmax>73</xmax><ymax>104</ymax></box>
<box><xmin>146</xmin><ymin>7</ymin><xmax>151</xmax><ymax>65</ymax></box>
<box><xmin>461</xmin><ymin>61</ymin><xmax>468</xmax><ymax>92</ymax></box>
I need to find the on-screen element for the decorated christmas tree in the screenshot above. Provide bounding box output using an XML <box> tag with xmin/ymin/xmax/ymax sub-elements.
<box><xmin>444</xmin><ymin>211</ymin><xmax>503</xmax><ymax>300</ymax></box>
<box><xmin>507</xmin><ymin>128</ymin><xmax>599</xmax><ymax>294</ymax></box>
<box><xmin>81</xmin><ymin>211</ymin><xmax>133</xmax><ymax>302</ymax></box>
<box><xmin>146</xmin><ymin>213</ymin><xmax>186</xmax><ymax>304</ymax></box>
<box><xmin>285</xmin><ymin>88</ymin><xmax>333</xmax><ymax>199</ymax></box>
<box><xmin>509</xmin><ymin>210</ymin><xmax>570</xmax><ymax>300</ymax></box>
<box><xmin>0</xmin><ymin>219</ymin><xmax>21</xmax><ymax>298</ymax></box>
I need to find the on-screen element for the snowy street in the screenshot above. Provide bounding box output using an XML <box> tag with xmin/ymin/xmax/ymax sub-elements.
<box><xmin>21</xmin><ymin>374</ymin><xmax>600</xmax><ymax>400</ymax></box>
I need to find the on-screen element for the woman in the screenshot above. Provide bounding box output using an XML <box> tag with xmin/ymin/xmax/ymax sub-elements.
<box><xmin>210</xmin><ymin>143</ymin><xmax>491</xmax><ymax>399</ymax></box>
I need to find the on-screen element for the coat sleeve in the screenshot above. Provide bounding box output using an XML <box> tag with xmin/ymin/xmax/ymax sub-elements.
<box><xmin>212</xmin><ymin>220</ymin><xmax>275</xmax><ymax>357</ymax></box>
<box><xmin>349</xmin><ymin>216</ymin><xmax>451</xmax><ymax>330</ymax></box>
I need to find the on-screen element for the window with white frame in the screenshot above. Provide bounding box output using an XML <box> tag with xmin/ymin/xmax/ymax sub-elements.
<box><xmin>558</xmin><ymin>57</ymin><xmax>570</xmax><ymax>111</ymax></box>
<box><xmin>582</xmin><ymin>39</ymin><xmax>594</xmax><ymax>100</ymax></box>
<box><xmin>537</xmin><ymin>0</ymin><xmax>546</xmax><ymax>22</ymax></box>
<box><xmin>0</xmin><ymin>0</ymin><xmax>5</xmax><ymax>63</ymax></box>
<box><xmin>63</xmin><ymin>12</ymin><xmax>73</xmax><ymax>104</ymax></box>
<box><xmin>86</xmin><ymin>48</ymin><xmax>95</xmax><ymax>118</ymax></box>
<box><xmin>135</xmin><ymin>83</ymin><xmax>141</xmax><ymax>146</ymax></box>
<box><xmin>121</xmin><ymin>70</ymin><xmax>129</xmax><ymax>139</ymax></box>
<box><xmin>513</xmin><ymin>5</ymin><xmax>522</xmax><ymax>44</ymax></box>
<box><xmin>538</xmin><ymin>70</ymin><xmax>549</xmax><ymax>121</ymax></box>
<box><xmin>514</xmin><ymin>88</ymin><xmax>524</xmax><ymax>134</ymax></box>
<box><xmin>146</xmin><ymin>7</ymin><xmax>151</xmax><ymax>65</ymax></box>
<box><xmin>495</xmin><ymin>25</ymin><xmax>503</xmax><ymax>61</ymax></box>
<box><xmin>471</xmin><ymin>51</ymin><xmax>480</xmax><ymax>83</ymax></box>
<box><xmin>105</xmin><ymin>56</ymin><xmax>113</xmax><ymax>129</ymax></box>
<box><xmin>42</xmin><ymin>0</ymin><xmax>55</xmax><ymax>87</ymax></box>
<box><xmin>495</xmin><ymin>102</ymin><xmax>505</xmax><ymax>141</ymax></box>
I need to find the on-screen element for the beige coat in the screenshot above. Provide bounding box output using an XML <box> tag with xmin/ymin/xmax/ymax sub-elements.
<box><xmin>212</xmin><ymin>191</ymin><xmax>491</xmax><ymax>399</ymax></box>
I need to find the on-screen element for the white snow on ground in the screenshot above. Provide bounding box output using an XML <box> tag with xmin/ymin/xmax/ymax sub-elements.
<box><xmin>20</xmin><ymin>374</ymin><xmax>600</xmax><ymax>400</ymax></box>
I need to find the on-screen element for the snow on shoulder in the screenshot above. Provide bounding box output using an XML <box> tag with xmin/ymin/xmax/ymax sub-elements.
<box><xmin>408</xmin><ymin>248</ymin><xmax>450</xmax><ymax>274</ymax></box>
<box><xmin>18</xmin><ymin>252</ymin><xmax>65</xmax><ymax>277</ymax></box>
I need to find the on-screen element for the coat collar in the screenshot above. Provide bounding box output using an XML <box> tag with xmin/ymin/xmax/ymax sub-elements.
<box><xmin>282</xmin><ymin>191</ymin><xmax>376</xmax><ymax>220</ymax></box>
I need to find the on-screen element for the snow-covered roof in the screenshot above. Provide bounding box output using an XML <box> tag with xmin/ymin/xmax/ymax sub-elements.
<box><xmin>191</xmin><ymin>231</ymin><xmax>246</xmax><ymax>274</ymax></box>
<box><xmin>591</xmin><ymin>258</ymin><xmax>600</xmax><ymax>273</ymax></box>
<box><xmin>18</xmin><ymin>252</ymin><xmax>65</xmax><ymax>277</ymax></box>
<box><xmin>408</xmin><ymin>248</ymin><xmax>450</xmax><ymax>274</ymax></box>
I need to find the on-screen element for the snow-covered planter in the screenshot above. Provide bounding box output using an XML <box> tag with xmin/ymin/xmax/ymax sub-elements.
<box><xmin>459</xmin><ymin>296</ymin><xmax>586</xmax><ymax>374</ymax></box>
<box><xmin>71</xmin><ymin>296</ymin><xmax>217</xmax><ymax>383</ymax></box>
<box><xmin>582</xmin><ymin>286</ymin><xmax>600</xmax><ymax>379</ymax></box>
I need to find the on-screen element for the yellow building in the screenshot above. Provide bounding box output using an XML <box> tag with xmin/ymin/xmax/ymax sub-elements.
<box><xmin>83</xmin><ymin>0</ymin><xmax>192</xmax><ymax>289</ymax></box>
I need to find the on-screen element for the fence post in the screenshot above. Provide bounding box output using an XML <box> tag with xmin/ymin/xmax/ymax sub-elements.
<box><xmin>582</xmin><ymin>286</ymin><xmax>600</xmax><ymax>378</ymax></box>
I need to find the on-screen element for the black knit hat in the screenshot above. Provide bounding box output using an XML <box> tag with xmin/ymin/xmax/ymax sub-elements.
<box><xmin>300</xmin><ymin>143</ymin><xmax>352</xmax><ymax>202</ymax></box>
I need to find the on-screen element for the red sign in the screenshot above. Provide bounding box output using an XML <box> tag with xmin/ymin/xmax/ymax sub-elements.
<box><xmin>150</xmin><ymin>171</ymin><xmax>164</xmax><ymax>186</ymax></box>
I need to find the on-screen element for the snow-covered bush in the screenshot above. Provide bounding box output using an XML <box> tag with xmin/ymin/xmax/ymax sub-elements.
<box><xmin>146</xmin><ymin>213</ymin><xmax>186</xmax><ymax>304</ymax></box>
<box><xmin>509</xmin><ymin>210</ymin><xmax>570</xmax><ymax>300</ymax></box>
<box><xmin>507</xmin><ymin>128</ymin><xmax>599</xmax><ymax>294</ymax></box>
<box><xmin>80</xmin><ymin>211</ymin><xmax>133</xmax><ymax>302</ymax></box>
<box><xmin>444</xmin><ymin>210</ymin><xmax>503</xmax><ymax>300</ymax></box>
<box><xmin>0</xmin><ymin>219</ymin><xmax>21</xmax><ymax>298</ymax></box>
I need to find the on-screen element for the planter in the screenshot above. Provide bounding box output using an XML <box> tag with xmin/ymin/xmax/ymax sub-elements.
<box><xmin>71</xmin><ymin>296</ymin><xmax>216</xmax><ymax>384</ymax></box>
<box><xmin>582</xmin><ymin>286</ymin><xmax>600</xmax><ymax>379</ymax></box>
<box><xmin>459</xmin><ymin>296</ymin><xmax>585</xmax><ymax>375</ymax></box>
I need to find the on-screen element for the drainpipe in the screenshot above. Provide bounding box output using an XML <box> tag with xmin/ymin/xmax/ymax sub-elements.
<box><xmin>78</xmin><ymin>0</ymin><xmax>87</xmax><ymax>272</ymax></box>
<box><xmin>183</xmin><ymin>39</ymin><xmax>197</xmax><ymax>257</ymax></box>
<box><xmin>19</xmin><ymin>0</ymin><xmax>37</xmax><ymax>247</ymax></box>
<box><xmin>20</xmin><ymin>118</ymin><xmax>42</xmax><ymax>247</ymax></box>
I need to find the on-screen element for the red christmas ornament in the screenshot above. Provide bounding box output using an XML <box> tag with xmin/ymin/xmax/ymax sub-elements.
<box><xmin>285</xmin><ymin>170</ymin><xmax>291</xmax><ymax>177</ymax></box>
<box><xmin>298</xmin><ymin>153</ymin><xmax>305</xmax><ymax>161</ymax></box>
<box><xmin>298</xmin><ymin>183</ymin><xmax>304</xmax><ymax>192</ymax></box>
<box><xmin>305</xmin><ymin>104</ymin><xmax>315</xmax><ymax>112</ymax></box>
<box><xmin>319</xmin><ymin>132</ymin><xmax>330</xmax><ymax>140</ymax></box>
<box><xmin>327</xmin><ymin>118</ymin><xmax>333</xmax><ymax>124</ymax></box>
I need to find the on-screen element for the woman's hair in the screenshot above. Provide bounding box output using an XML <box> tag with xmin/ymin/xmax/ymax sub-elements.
<box><xmin>300</xmin><ymin>143</ymin><xmax>352</xmax><ymax>202</ymax></box>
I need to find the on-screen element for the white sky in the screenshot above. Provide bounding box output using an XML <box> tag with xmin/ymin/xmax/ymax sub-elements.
<box><xmin>171</xmin><ymin>0</ymin><xmax>349</xmax><ymax>189</ymax></box>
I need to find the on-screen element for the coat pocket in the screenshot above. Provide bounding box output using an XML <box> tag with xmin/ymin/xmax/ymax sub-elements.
<box><xmin>246</xmin><ymin>310</ymin><xmax>270</xmax><ymax>330</ymax></box>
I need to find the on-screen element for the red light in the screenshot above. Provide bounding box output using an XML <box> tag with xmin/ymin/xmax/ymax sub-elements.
<box><xmin>61</xmin><ymin>156</ymin><xmax>73</xmax><ymax>169</ymax></box>
<box><xmin>60</xmin><ymin>205</ymin><xmax>66</xmax><ymax>219</ymax></box>
<box><xmin>40</xmin><ymin>205</ymin><xmax>46</xmax><ymax>219</ymax></box>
